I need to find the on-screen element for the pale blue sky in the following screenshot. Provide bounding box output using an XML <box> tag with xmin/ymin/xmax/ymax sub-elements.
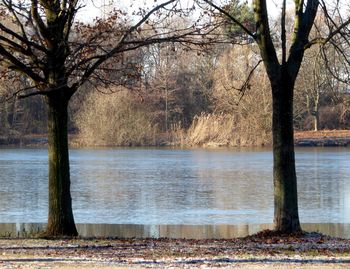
<box><xmin>77</xmin><ymin>0</ymin><xmax>348</xmax><ymax>23</ymax></box>
<box><xmin>77</xmin><ymin>0</ymin><xmax>281</xmax><ymax>22</ymax></box>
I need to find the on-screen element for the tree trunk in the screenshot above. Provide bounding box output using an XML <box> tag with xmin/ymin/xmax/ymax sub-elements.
<box><xmin>313</xmin><ymin>112</ymin><xmax>319</xmax><ymax>131</ymax></box>
<box><xmin>312</xmin><ymin>90</ymin><xmax>320</xmax><ymax>131</ymax></box>
<box><xmin>45</xmin><ymin>92</ymin><xmax>77</xmax><ymax>236</ymax></box>
<box><xmin>272</xmin><ymin>78</ymin><xmax>301</xmax><ymax>233</ymax></box>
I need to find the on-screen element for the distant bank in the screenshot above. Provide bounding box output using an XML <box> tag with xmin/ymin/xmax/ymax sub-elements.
<box><xmin>0</xmin><ymin>135</ymin><xmax>48</xmax><ymax>146</ymax></box>
<box><xmin>294</xmin><ymin>130</ymin><xmax>350</xmax><ymax>147</ymax></box>
<box><xmin>1</xmin><ymin>130</ymin><xmax>350</xmax><ymax>147</ymax></box>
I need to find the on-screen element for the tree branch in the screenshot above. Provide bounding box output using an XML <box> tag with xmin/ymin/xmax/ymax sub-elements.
<box><xmin>201</xmin><ymin>0</ymin><xmax>256</xmax><ymax>39</ymax></box>
<box><xmin>31</xmin><ymin>0</ymin><xmax>48</xmax><ymax>37</ymax></box>
<box><xmin>253</xmin><ymin>0</ymin><xmax>280</xmax><ymax>72</ymax></box>
<box><xmin>236</xmin><ymin>59</ymin><xmax>263</xmax><ymax>104</ymax></box>
<box><xmin>75</xmin><ymin>0</ymin><xmax>178</xmax><ymax>88</ymax></box>
<box><xmin>0</xmin><ymin>45</ymin><xmax>44</xmax><ymax>82</ymax></box>
<box><xmin>306</xmin><ymin>17</ymin><xmax>350</xmax><ymax>49</ymax></box>
<box><xmin>281</xmin><ymin>0</ymin><xmax>287</xmax><ymax>64</ymax></box>
<box><xmin>0</xmin><ymin>22</ymin><xmax>47</xmax><ymax>53</ymax></box>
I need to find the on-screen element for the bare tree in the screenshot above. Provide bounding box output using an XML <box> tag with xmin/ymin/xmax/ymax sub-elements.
<box><xmin>0</xmin><ymin>0</ymin><xmax>208</xmax><ymax>236</ymax></box>
<box><xmin>200</xmin><ymin>0</ymin><xmax>350</xmax><ymax>233</ymax></box>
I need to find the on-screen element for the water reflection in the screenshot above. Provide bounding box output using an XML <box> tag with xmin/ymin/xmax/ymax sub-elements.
<box><xmin>1</xmin><ymin>223</ymin><xmax>350</xmax><ymax>239</ymax></box>
<box><xmin>0</xmin><ymin>148</ymin><xmax>349</xmax><ymax>226</ymax></box>
<box><xmin>70</xmin><ymin>148</ymin><xmax>274</xmax><ymax>224</ymax></box>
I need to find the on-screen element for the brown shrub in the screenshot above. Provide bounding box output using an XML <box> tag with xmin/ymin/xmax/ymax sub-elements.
<box><xmin>74</xmin><ymin>88</ymin><xmax>158</xmax><ymax>146</ymax></box>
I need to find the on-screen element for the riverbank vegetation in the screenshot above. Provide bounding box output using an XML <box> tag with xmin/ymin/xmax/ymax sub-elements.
<box><xmin>1</xmin><ymin>40</ymin><xmax>349</xmax><ymax>147</ymax></box>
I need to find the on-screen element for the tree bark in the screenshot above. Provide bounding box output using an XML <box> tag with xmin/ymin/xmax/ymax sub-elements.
<box><xmin>272</xmin><ymin>76</ymin><xmax>301</xmax><ymax>233</ymax></box>
<box><xmin>45</xmin><ymin>92</ymin><xmax>77</xmax><ymax>236</ymax></box>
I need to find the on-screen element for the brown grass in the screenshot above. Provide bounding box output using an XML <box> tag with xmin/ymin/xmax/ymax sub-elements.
<box><xmin>184</xmin><ymin>113</ymin><xmax>271</xmax><ymax>147</ymax></box>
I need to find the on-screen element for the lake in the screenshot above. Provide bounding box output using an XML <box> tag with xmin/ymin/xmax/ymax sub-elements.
<box><xmin>0</xmin><ymin>147</ymin><xmax>350</xmax><ymax>238</ymax></box>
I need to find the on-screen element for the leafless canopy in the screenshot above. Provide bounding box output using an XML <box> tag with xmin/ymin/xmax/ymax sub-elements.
<box><xmin>0</xmin><ymin>0</ymin><xmax>226</xmax><ymax>101</ymax></box>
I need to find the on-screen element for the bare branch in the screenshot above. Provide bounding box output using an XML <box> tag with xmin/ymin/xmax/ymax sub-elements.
<box><xmin>306</xmin><ymin>17</ymin><xmax>350</xmax><ymax>48</ymax></box>
<box><xmin>75</xmin><ymin>0</ymin><xmax>181</xmax><ymax>87</ymax></box>
<box><xmin>0</xmin><ymin>45</ymin><xmax>44</xmax><ymax>82</ymax></box>
<box><xmin>0</xmin><ymin>22</ymin><xmax>47</xmax><ymax>52</ymax></box>
<box><xmin>236</xmin><ymin>60</ymin><xmax>263</xmax><ymax>104</ymax></box>
<box><xmin>2</xmin><ymin>84</ymin><xmax>37</xmax><ymax>101</ymax></box>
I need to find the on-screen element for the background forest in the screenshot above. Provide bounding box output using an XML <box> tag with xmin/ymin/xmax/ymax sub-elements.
<box><xmin>0</xmin><ymin>4</ymin><xmax>349</xmax><ymax>147</ymax></box>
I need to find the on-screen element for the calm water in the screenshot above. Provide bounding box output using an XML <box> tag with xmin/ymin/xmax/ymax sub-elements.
<box><xmin>0</xmin><ymin>147</ymin><xmax>350</xmax><ymax>237</ymax></box>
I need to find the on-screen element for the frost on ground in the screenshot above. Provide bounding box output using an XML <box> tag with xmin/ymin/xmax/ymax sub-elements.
<box><xmin>1</xmin><ymin>231</ymin><xmax>350</xmax><ymax>268</ymax></box>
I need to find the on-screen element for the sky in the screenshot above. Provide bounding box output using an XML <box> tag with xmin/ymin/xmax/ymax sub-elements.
<box><xmin>78</xmin><ymin>0</ymin><xmax>175</xmax><ymax>21</ymax></box>
<box><xmin>77</xmin><ymin>0</ymin><xmax>348</xmax><ymax>23</ymax></box>
<box><xmin>77</xmin><ymin>0</ymin><xmax>272</xmax><ymax>22</ymax></box>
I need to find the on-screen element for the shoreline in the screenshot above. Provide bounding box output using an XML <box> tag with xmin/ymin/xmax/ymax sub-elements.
<box><xmin>1</xmin><ymin>222</ymin><xmax>350</xmax><ymax>240</ymax></box>
<box><xmin>1</xmin><ymin>130</ymin><xmax>350</xmax><ymax>147</ymax></box>
<box><xmin>294</xmin><ymin>130</ymin><xmax>350</xmax><ymax>147</ymax></box>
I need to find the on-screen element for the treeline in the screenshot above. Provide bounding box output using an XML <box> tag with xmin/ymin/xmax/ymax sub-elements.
<box><xmin>0</xmin><ymin>18</ymin><xmax>349</xmax><ymax>147</ymax></box>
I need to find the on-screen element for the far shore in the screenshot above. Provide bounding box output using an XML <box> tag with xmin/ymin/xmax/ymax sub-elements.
<box><xmin>294</xmin><ymin>130</ymin><xmax>350</xmax><ymax>147</ymax></box>
<box><xmin>1</xmin><ymin>130</ymin><xmax>350</xmax><ymax>147</ymax></box>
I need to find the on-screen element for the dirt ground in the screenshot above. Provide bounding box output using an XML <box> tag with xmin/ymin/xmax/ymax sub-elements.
<box><xmin>1</xmin><ymin>232</ymin><xmax>350</xmax><ymax>268</ymax></box>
